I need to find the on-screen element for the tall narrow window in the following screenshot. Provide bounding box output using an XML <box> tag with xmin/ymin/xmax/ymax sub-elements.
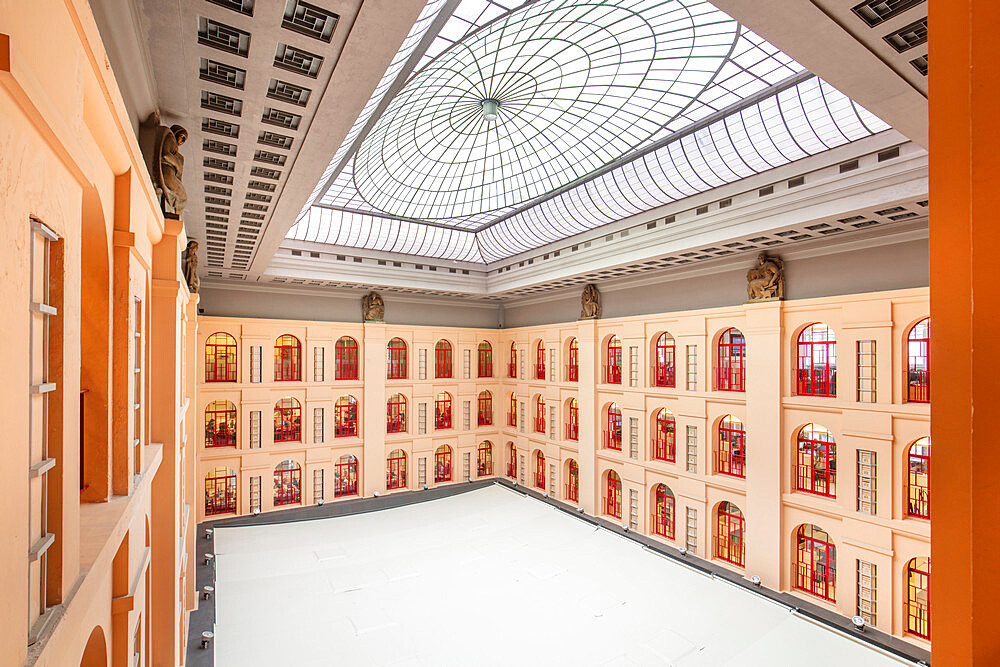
<box><xmin>205</xmin><ymin>467</ymin><xmax>237</xmax><ymax>516</ymax></box>
<box><xmin>477</xmin><ymin>341</ymin><xmax>493</xmax><ymax>377</ymax></box>
<box><xmin>313</xmin><ymin>407</ymin><xmax>324</xmax><ymax>443</ymax></box>
<box><xmin>905</xmin><ymin>557</ymin><xmax>930</xmax><ymax>639</ymax></box>
<box><xmin>717</xmin><ymin>328</ymin><xmax>745</xmax><ymax>391</ymax></box>
<box><xmin>274</xmin><ymin>334</ymin><xmax>302</xmax><ymax>381</ymax></box>
<box><xmin>566</xmin><ymin>399</ymin><xmax>579</xmax><ymax>440</ymax></box>
<box><xmin>653</xmin><ymin>332</ymin><xmax>676</xmax><ymax>387</ymax></box>
<box><xmin>435</xmin><ymin>340</ymin><xmax>453</xmax><ymax>378</ymax></box>
<box><xmin>387</xmin><ymin>394</ymin><xmax>406</xmax><ymax>433</ymax></box>
<box><xmin>856</xmin><ymin>340</ymin><xmax>877</xmax><ymax>403</ymax></box>
<box><xmin>506</xmin><ymin>443</ymin><xmax>517</xmax><ymax>478</ymax></box>
<box><xmin>273</xmin><ymin>460</ymin><xmax>301</xmax><ymax>506</ymax></box>
<box><xmin>653</xmin><ymin>484</ymin><xmax>675</xmax><ymax>539</ymax></box>
<box><xmin>250</xmin><ymin>345</ymin><xmax>262</xmax><ymax>383</ymax></box>
<box><xmin>387</xmin><ymin>450</ymin><xmax>407</xmax><ymax>490</ymax></box>
<box><xmin>313</xmin><ymin>346</ymin><xmax>324</xmax><ymax>382</ymax></box>
<box><xmin>906</xmin><ymin>437</ymin><xmax>930</xmax><ymax>519</ymax></box>
<box><xmin>205</xmin><ymin>332</ymin><xmax>238</xmax><ymax>382</ymax></box>
<box><xmin>205</xmin><ymin>400</ymin><xmax>237</xmax><ymax>447</ymax></box>
<box><xmin>797</xmin><ymin>324</ymin><xmax>837</xmax><ymax>396</ymax></box>
<box><xmin>716</xmin><ymin>501</ymin><xmax>745</xmax><ymax>567</ymax></box>
<box><xmin>335</xmin><ymin>336</ymin><xmax>359</xmax><ymax>380</ymax></box>
<box><xmin>434</xmin><ymin>392</ymin><xmax>452</xmax><ymax>430</ymax></box>
<box><xmin>313</xmin><ymin>469</ymin><xmax>324</xmax><ymax>503</ymax></box>
<box><xmin>566</xmin><ymin>460</ymin><xmax>579</xmax><ymax>502</ymax></box>
<box><xmin>273</xmin><ymin>397</ymin><xmax>301</xmax><ymax>442</ymax></box>
<box><xmin>857</xmin><ymin>450</ymin><xmax>877</xmax><ymax>514</ymax></box>
<box><xmin>686</xmin><ymin>425</ymin><xmax>697</xmax><ymax>473</ymax></box>
<box><xmin>477</xmin><ymin>390</ymin><xmax>493</xmax><ymax>426</ymax></box>
<box><xmin>794</xmin><ymin>524</ymin><xmax>837</xmax><ymax>602</ymax></box>
<box><xmin>795</xmin><ymin>423</ymin><xmax>836</xmax><ymax>497</ymax></box>
<box><xmin>906</xmin><ymin>318</ymin><xmax>930</xmax><ymax>403</ymax></box>
<box><xmin>605</xmin><ymin>404</ymin><xmax>622</xmax><ymax>450</ymax></box>
<box><xmin>606</xmin><ymin>337</ymin><xmax>622</xmax><ymax>384</ymax></box>
<box><xmin>387</xmin><ymin>338</ymin><xmax>407</xmax><ymax>379</ymax></box>
<box><xmin>508</xmin><ymin>342</ymin><xmax>517</xmax><ymax>378</ymax></box>
<box><xmin>534</xmin><ymin>451</ymin><xmax>546</xmax><ymax>489</ymax></box>
<box><xmin>334</xmin><ymin>395</ymin><xmax>358</xmax><ymax>437</ymax></box>
<box><xmin>477</xmin><ymin>441</ymin><xmax>493</xmax><ymax>476</ymax></box>
<box><xmin>605</xmin><ymin>471</ymin><xmax>622</xmax><ymax>519</ymax></box>
<box><xmin>535</xmin><ymin>397</ymin><xmax>546</xmax><ymax>433</ymax></box>
<box><xmin>717</xmin><ymin>415</ymin><xmax>746</xmax><ymax>478</ymax></box>
<box><xmin>652</xmin><ymin>409</ymin><xmax>676</xmax><ymax>462</ymax></box>
<box><xmin>535</xmin><ymin>341</ymin><xmax>546</xmax><ymax>380</ymax></box>
<box><xmin>508</xmin><ymin>393</ymin><xmax>517</xmax><ymax>427</ymax></box>
<box><xmin>434</xmin><ymin>445</ymin><xmax>452</xmax><ymax>482</ymax></box>
<box><xmin>857</xmin><ymin>560</ymin><xmax>877</xmax><ymax>626</ymax></box>
<box><xmin>567</xmin><ymin>338</ymin><xmax>579</xmax><ymax>381</ymax></box>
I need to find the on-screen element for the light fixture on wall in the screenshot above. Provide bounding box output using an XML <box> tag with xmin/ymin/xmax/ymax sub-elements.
<box><xmin>201</xmin><ymin>631</ymin><xmax>214</xmax><ymax>649</ymax></box>
<box><xmin>622</xmin><ymin>523</ymin><xmax>629</xmax><ymax>532</ymax></box>
<box><xmin>252</xmin><ymin>507</ymin><xmax>261</xmax><ymax>516</ymax></box>
<box><xmin>202</xmin><ymin>585</ymin><xmax>214</xmax><ymax>600</ymax></box>
<box><xmin>205</xmin><ymin>528</ymin><xmax>214</xmax><ymax>540</ymax></box>
<box><xmin>578</xmin><ymin>506</ymin><xmax>585</xmax><ymax>513</ymax></box>
<box><xmin>750</xmin><ymin>575</ymin><xmax>761</xmax><ymax>587</ymax></box>
<box><xmin>678</xmin><ymin>546</ymin><xmax>687</xmax><ymax>556</ymax></box>
<box><xmin>373</xmin><ymin>491</ymin><xmax>380</xmax><ymax>497</ymax></box>
<box><xmin>317</xmin><ymin>498</ymin><xmax>325</xmax><ymax>505</ymax></box>
<box><xmin>203</xmin><ymin>553</ymin><xmax>214</xmax><ymax>566</ymax></box>
<box><xmin>481</xmin><ymin>98</ymin><xmax>499</xmax><ymax>122</ymax></box>
<box><xmin>851</xmin><ymin>616</ymin><xmax>866</xmax><ymax>632</ymax></box>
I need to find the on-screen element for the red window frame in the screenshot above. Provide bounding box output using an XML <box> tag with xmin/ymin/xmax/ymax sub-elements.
<box><xmin>335</xmin><ymin>396</ymin><xmax>358</xmax><ymax>438</ymax></box>
<box><xmin>652</xmin><ymin>410</ymin><xmax>675</xmax><ymax>462</ymax></box>
<box><xmin>795</xmin><ymin>424</ymin><xmax>836</xmax><ymax>497</ymax></box>
<box><xmin>435</xmin><ymin>340</ymin><xmax>453</xmax><ymax>378</ymax></box>
<box><xmin>386</xmin><ymin>450</ymin><xmax>407</xmax><ymax>490</ymax></box>
<box><xmin>205</xmin><ymin>467</ymin><xmax>237</xmax><ymax>516</ymax></box>
<box><xmin>477</xmin><ymin>391</ymin><xmax>493</xmax><ymax>426</ymax></box>
<box><xmin>535</xmin><ymin>342</ymin><xmax>546</xmax><ymax>380</ymax></box>
<box><xmin>335</xmin><ymin>455</ymin><xmax>358</xmax><ymax>497</ymax></box>
<box><xmin>434</xmin><ymin>446</ymin><xmax>452</xmax><ymax>483</ymax></box>
<box><xmin>507</xmin><ymin>393</ymin><xmax>517</xmax><ymax>427</ymax></box>
<box><xmin>508</xmin><ymin>342</ymin><xmax>517</xmax><ymax>378</ymax></box>
<box><xmin>274</xmin><ymin>334</ymin><xmax>302</xmax><ymax>381</ymax></box>
<box><xmin>566</xmin><ymin>460</ymin><xmax>579</xmax><ymax>502</ymax></box>
<box><xmin>717</xmin><ymin>328</ymin><xmax>745</xmax><ymax>391</ymax></box>
<box><xmin>506</xmin><ymin>443</ymin><xmax>517</xmax><ymax>478</ymax></box>
<box><xmin>535</xmin><ymin>397</ymin><xmax>546</xmax><ymax>433</ymax></box>
<box><xmin>568</xmin><ymin>338</ymin><xmax>579</xmax><ymax>382</ymax></box>
<box><xmin>606</xmin><ymin>406</ymin><xmax>622</xmax><ymax>450</ymax></box>
<box><xmin>797</xmin><ymin>324</ymin><xmax>837</xmax><ymax>397</ymax></box>
<box><xmin>477</xmin><ymin>442</ymin><xmax>493</xmax><ymax>476</ymax></box>
<box><xmin>905</xmin><ymin>558</ymin><xmax>930</xmax><ymax>639</ymax></box>
<box><xmin>205</xmin><ymin>400</ymin><xmax>237</xmax><ymax>447</ymax></box>
<box><xmin>907</xmin><ymin>319</ymin><xmax>930</xmax><ymax>403</ymax></box>
<box><xmin>273</xmin><ymin>461</ymin><xmax>301</xmax><ymax>506</ymax></box>
<box><xmin>653</xmin><ymin>485</ymin><xmax>675</xmax><ymax>539</ymax></box>
<box><xmin>534</xmin><ymin>451</ymin><xmax>546</xmax><ymax>489</ymax></box>
<box><xmin>717</xmin><ymin>415</ymin><xmax>745</xmax><ymax>478</ymax></box>
<box><xmin>716</xmin><ymin>501</ymin><xmax>745</xmax><ymax>567</ymax></box>
<box><xmin>653</xmin><ymin>333</ymin><xmax>675</xmax><ymax>388</ymax></box>
<box><xmin>386</xmin><ymin>394</ymin><xmax>406</xmax><ymax>433</ymax></box>
<box><xmin>606</xmin><ymin>337</ymin><xmax>622</xmax><ymax>384</ymax></box>
<box><xmin>907</xmin><ymin>438</ymin><xmax>930</xmax><ymax>519</ymax></box>
<box><xmin>478</xmin><ymin>342</ymin><xmax>493</xmax><ymax>378</ymax></box>
<box><xmin>566</xmin><ymin>399</ymin><xmax>579</xmax><ymax>441</ymax></box>
<box><xmin>605</xmin><ymin>472</ymin><xmax>622</xmax><ymax>519</ymax></box>
<box><xmin>387</xmin><ymin>338</ymin><xmax>407</xmax><ymax>379</ymax></box>
<box><xmin>434</xmin><ymin>393</ymin><xmax>452</xmax><ymax>430</ymax></box>
<box><xmin>794</xmin><ymin>524</ymin><xmax>837</xmax><ymax>602</ymax></box>
<box><xmin>335</xmin><ymin>336</ymin><xmax>359</xmax><ymax>380</ymax></box>
<box><xmin>273</xmin><ymin>397</ymin><xmax>301</xmax><ymax>442</ymax></box>
<box><xmin>205</xmin><ymin>332</ymin><xmax>237</xmax><ymax>382</ymax></box>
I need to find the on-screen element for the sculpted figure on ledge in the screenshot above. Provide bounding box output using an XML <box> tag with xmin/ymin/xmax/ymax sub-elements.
<box><xmin>580</xmin><ymin>283</ymin><xmax>601</xmax><ymax>320</ymax></box>
<box><xmin>746</xmin><ymin>253</ymin><xmax>784</xmax><ymax>302</ymax></box>
<box><xmin>148</xmin><ymin>114</ymin><xmax>189</xmax><ymax>218</ymax></box>
<box><xmin>362</xmin><ymin>291</ymin><xmax>385</xmax><ymax>322</ymax></box>
<box><xmin>182</xmin><ymin>240</ymin><xmax>200</xmax><ymax>294</ymax></box>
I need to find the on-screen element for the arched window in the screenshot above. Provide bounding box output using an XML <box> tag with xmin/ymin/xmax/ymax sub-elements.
<box><xmin>716</xmin><ymin>501</ymin><xmax>745</xmax><ymax>567</ymax></box>
<box><xmin>508</xmin><ymin>393</ymin><xmax>517</xmax><ymax>427</ymax></box>
<box><xmin>387</xmin><ymin>449</ymin><xmax>407</xmax><ymax>490</ymax></box>
<box><xmin>335</xmin><ymin>336</ymin><xmax>359</xmax><ymax>380</ymax></box>
<box><xmin>652</xmin><ymin>409</ymin><xmax>675</xmax><ymax>462</ymax></box>
<box><xmin>534</xmin><ymin>451</ymin><xmax>546</xmax><ymax>489</ymax></box>
<box><xmin>717</xmin><ymin>415</ymin><xmax>746</xmax><ymax>478</ymax></box>
<box><xmin>274</xmin><ymin>334</ymin><xmax>302</xmax><ymax>381</ymax></box>
<box><xmin>535</xmin><ymin>341</ymin><xmax>546</xmax><ymax>380</ymax></box>
<box><xmin>795</xmin><ymin>424</ymin><xmax>836</xmax><ymax>497</ymax></box>
<box><xmin>205</xmin><ymin>467</ymin><xmax>237</xmax><ymax>516</ymax></box>
<box><xmin>905</xmin><ymin>557</ymin><xmax>930</xmax><ymax>639</ymax></box>
<box><xmin>907</xmin><ymin>437</ymin><xmax>930</xmax><ymax>519</ymax></box>
<box><xmin>653</xmin><ymin>333</ymin><xmax>675</xmax><ymax>387</ymax></box>
<box><xmin>566</xmin><ymin>460</ymin><xmax>579</xmax><ymax>502</ymax></box>
<box><xmin>478</xmin><ymin>341</ymin><xmax>493</xmax><ymax>377</ymax></box>
<box><xmin>334</xmin><ymin>454</ymin><xmax>358</xmax><ymax>497</ymax></box>
<box><xmin>535</xmin><ymin>396</ymin><xmax>546</xmax><ymax>433</ymax></box>
<box><xmin>797</xmin><ymin>324</ymin><xmax>836</xmax><ymax>397</ymax></box>
<box><xmin>907</xmin><ymin>318</ymin><xmax>930</xmax><ymax>403</ymax></box>
<box><xmin>653</xmin><ymin>484</ymin><xmax>675</xmax><ymax>539</ymax></box>
<box><xmin>335</xmin><ymin>395</ymin><xmax>358</xmax><ymax>438</ymax></box>
<box><xmin>477</xmin><ymin>390</ymin><xmax>493</xmax><ymax>426</ymax></box>
<box><xmin>477</xmin><ymin>441</ymin><xmax>493</xmax><ymax>476</ymax></box>
<box><xmin>717</xmin><ymin>328</ymin><xmax>746</xmax><ymax>391</ymax></box>
<box><xmin>273</xmin><ymin>460</ymin><xmax>301</xmax><ymax>506</ymax></box>
<box><xmin>566</xmin><ymin>398</ymin><xmax>579</xmax><ymax>441</ymax></box>
<box><xmin>606</xmin><ymin>403</ymin><xmax>622</xmax><ymax>450</ymax></box>
<box><xmin>606</xmin><ymin>337</ymin><xmax>622</xmax><ymax>384</ymax></box>
<box><xmin>434</xmin><ymin>445</ymin><xmax>452</xmax><ymax>483</ymax></box>
<box><xmin>273</xmin><ymin>397</ymin><xmax>301</xmax><ymax>442</ymax></box>
<box><xmin>794</xmin><ymin>524</ymin><xmax>837</xmax><ymax>602</ymax></box>
<box><xmin>387</xmin><ymin>338</ymin><xmax>407</xmax><ymax>379</ymax></box>
<box><xmin>434</xmin><ymin>392</ymin><xmax>452</xmax><ymax>430</ymax></box>
<box><xmin>507</xmin><ymin>443</ymin><xmax>517</xmax><ymax>478</ymax></box>
<box><xmin>205</xmin><ymin>332</ymin><xmax>237</xmax><ymax>382</ymax></box>
<box><xmin>387</xmin><ymin>394</ymin><xmax>406</xmax><ymax>433</ymax></box>
<box><xmin>435</xmin><ymin>340</ymin><xmax>453</xmax><ymax>378</ymax></box>
<box><xmin>605</xmin><ymin>471</ymin><xmax>622</xmax><ymax>519</ymax></box>
<box><xmin>567</xmin><ymin>338</ymin><xmax>579</xmax><ymax>382</ymax></box>
<box><xmin>508</xmin><ymin>342</ymin><xmax>517</xmax><ymax>378</ymax></box>
<box><xmin>205</xmin><ymin>400</ymin><xmax>237</xmax><ymax>447</ymax></box>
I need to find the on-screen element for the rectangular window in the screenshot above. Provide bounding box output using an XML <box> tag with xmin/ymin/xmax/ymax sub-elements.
<box><xmin>418</xmin><ymin>403</ymin><xmax>427</xmax><ymax>435</ymax></box>
<box><xmin>857</xmin><ymin>450</ymin><xmax>877</xmax><ymax>514</ymax></box>
<box><xmin>686</xmin><ymin>425</ymin><xmax>697</xmax><ymax>473</ymax></box>
<box><xmin>418</xmin><ymin>348</ymin><xmax>427</xmax><ymax>380</ymax></box>
<box><xmin>519</xmin><ymin>454</ymin><xmax>525</xmax><ymax>484</ymax></box>
<box><xmin>463</xmin><ymin>452</ymin><xmax>471</xmax><ymax>481</ymax></box>
<box><xmin>549</xmin><ymin>348</ymin><xmax>556</xmax><ymax>382</ymax></box>
<box><xmin>549</xmin><ymin>463</ymin><xmax>556</xmax><ymax>495</ymax></box>
<box><xmin>250</xmin><ymin>345</ymin><xmax>261</xmax><ymax>383</ymax></box>
<box><xmin>685</xmin><ymin>507</ymin><xmax>698</xmax><ymax>552</ymax></box>
<box><xmin>549</xmin><ymin>405</ymin><xmax>556</xmax><ymax>440</ymax></box>
<box><xmin>686</xmin><ymin>345</ymin><xmax>697</xmax><ymax>391</ymax></box>
<box><xmin>250</xmin><ymin>475</ymin><xmax>261</xmax><ymax>513</ymax></box>
<box><xmin>418</xmin><ymin>457</ymin><xmax>427</xmax><ymax>486</ymax></box>
<box><xmin>856</xmin><ymin>340</ymin><xmax>877</xmax><ymax>403</ymax></box>
<box><xmin>629</xmin><ymin>346</ymin><xmax>639</xmax><ymax>387</ymax></box>
<box><xmin>519</xmin><ymin>349</ymin><xmax>525</xmax><ymax>380</ymax></box>
<box><xmin>250</xmin><ymin>410</ymin><xmax>261</xmax><ymax>448</ymax></box>
<box><xmin>313</xmin><ymin>407</ymin><xmax>324</xmax><ymax>444</ymax></box>
<box><xmin>519</xmin><ymin>401</ymin><xmax>525</xmax><ymax>433</ymax></box>
<box><xmin>313</xmin><ymin>346</ymin><xmax>324</xmax><ymax>382</ymax></box>
<box><xmin>463</xmin><ymin>349</ymin><xmax>471</xmax><ymax>379</ymax></box>
<box><xmin>857</xmin><ymin>560</ymin><xmax>877</xmax><ymax>626</ymax></box>
<box><xmin>313</xmin><ymin>469</ymin><xmax>324</xmax><ymax>503</ymax></box>
<box><xmin>629</xmin><ymin>417</ymin><xmax>639</xmax><ymax>460</ymax></box>
<box><xmin>133</xmin><ymin>297</ymin><xmax>143</xmax><ymax>474</ymax></box>
<box><xmin>463</xmin><ymin>401</ymin><xmax>471</xmax><ymax>430</ymax></box>
<box><xmin>629</xmin><ymin>488</ymin><xmax>639</xmax><ymax>529</ymax></box>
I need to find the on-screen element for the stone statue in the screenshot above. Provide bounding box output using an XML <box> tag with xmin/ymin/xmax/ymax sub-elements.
<box><xmin>150</xmin><ymin>117</ymin><xmax>189</xmax><ymax>218</ymax></box>
<box><xmin>580</xmin><ymin>283</ymin><xmax>601</xmax><ymax>319</ymax></box>
<box><xmin>182</xmin><ymin>240</ymin><xmax>200</xmax><ymax>294</ymax></box>
<box><xmin>746</xmin><ymin>253</ymin><xmax>784</xmax><ymax>302</ymax></box>
<box><xmin>362</xmin><ymin>291</ymin><xmax>384</xmax><ymax>322</ymax></box>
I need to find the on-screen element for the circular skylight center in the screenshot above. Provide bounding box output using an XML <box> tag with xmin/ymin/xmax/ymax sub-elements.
<box><xmin>354</xmin><ymin>0</ymin><xmax>739</xmax><ymax>220</ymax></box>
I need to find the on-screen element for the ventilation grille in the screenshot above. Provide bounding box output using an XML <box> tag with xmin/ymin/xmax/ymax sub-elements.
<box><xmin>883</xmin><ymin>18</ymin><xmax>927</xmax><ymax>53</ymax></box>
<box><xmin>197</xmin><ymin>17</ymin><xmax>251</xmax><ymax>57</ymax></box>
<box><xmin>249</xmin><ymin>166</ymin><xmax>281</xmax><ymax>180</ymax></box>
<box><xmin>248</xmin><ymin>180</ymin><xmax>276</xmax><ymax>192</ymax></box>
<box><xmin>204</xmin><ymin>172</ymin><xmax>234</xmax><ymax>185</ymax></box>
<box><xmin>202</xmin><ymin>117</ymin><xmax>239</xmax><ymax>138</ymax></box>
<box><xmin>258</xmin><ymin>131</ymin><xmax>293</xmax><ymax>149</ymax></box>
<box><xmin>851</xmin><ymin>0</ymin><xmax>924</xmax><ymax>27</ymax></box>
<box><xmin>261</xmin><ymin>107</ymin><xmax>302</xmax><ymax>129</ymax></box>
<box><xmin>204</xmin><ymin>157</ymin><xmax>235</xmax><ymax>172</ymax></box>
<box><xmin>282</xmin><ymin>0</ymin><xmax>339</xmax><ymax>42</ymax></box>
<box><xmin>254</xmin><ymin>150</ymin><xmax>287</xmax><ymax>166</ymax></box>
<box><xmin>267</xmin><ymin>79</ymin><xmax>311</xmax><ymax>107</ymax></box>
<box><xmin>203</xmin><ymin>139</ymin><xmax>237</xmax><ymax>157</ymax></box>
<box><xmin>199</xmin><ymin>58</ymin><xmax>246</xmax><ymax>89</ymax></box>
<box><xmin>273</xmin><ymin>44</ymin><xmax>323</xmax><ymax>78</ymax></box>
<box><xmin>201</xmin><ymin>91</ymin><xmax>243</xmax><ymax>116</ymax></box>
<box><xmin>910</xmin><ymin>54</ymin><xmax>928</xmax><ymax>76</ymax></box>
<box><xmin>206</xmin><ymin>0</ymin><xmax>254</xmax><ymax>16</ymax></box>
